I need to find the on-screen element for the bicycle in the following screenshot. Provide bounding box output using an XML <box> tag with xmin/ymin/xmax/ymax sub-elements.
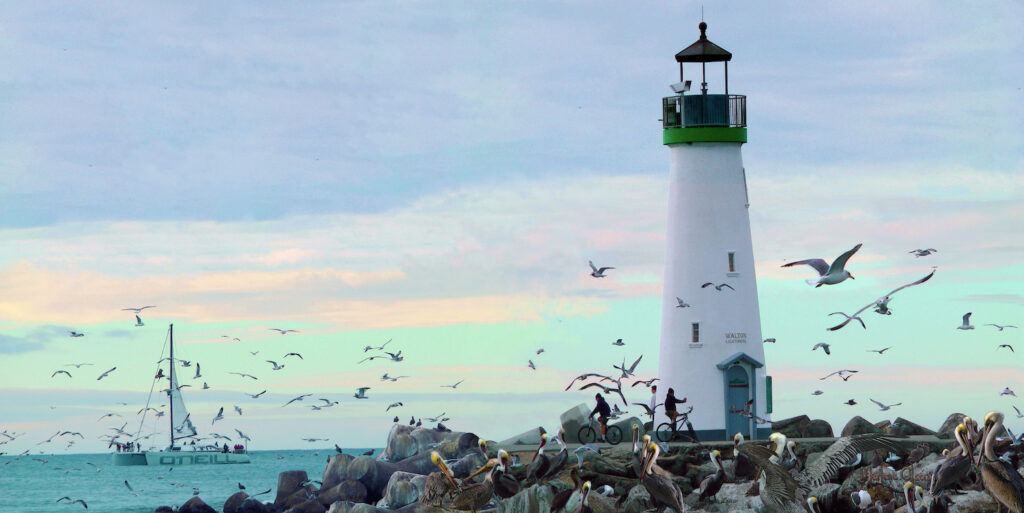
<box><xmin>577</xmin><ymin>417</ymin><xmax>623</xmax><ymax>445</ymax></box>
<box><xmin>655</xmin><ymin>406</ymin><xmax>697</xmax><ymax>443</ymax></box>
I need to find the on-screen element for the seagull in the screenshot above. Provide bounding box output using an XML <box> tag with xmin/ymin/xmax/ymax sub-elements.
<box><xmin>234</xmin><ymin>429</ymin><xmax>251</xmax><ymax>442</ymax></box>
<box><xmin>589</xmin><ymin>260</ymin><xmax>615</xmax><ymax>278</ymax></box>
<box><xmin>246</xmin><ymin>390</ymin><xmax>266</xmax><ymax>398</ymax></box>
<box><xmin>193</xmin><ymin>363</ymin><xmax>201</xmax><ymax>379</ymax></box>
<box><xmin>675</xmin><ymin>297</ymin><xmax>691</xmax><ymax>308</ymax></box>
<box><xmin>221</xmin><ymin>335</ymin><xmax>242</xmax><ymax>342</ymax></box>
<box><xmin>1014</xmin><ymin>406</ymin><xmax>1023</xmax><ymax>419</ymax></box>
<box><xmin>867</xmin><ymin>347</ymin><xmax>892</xmax><ymax>354</ymax></box>
<box><xmin>211</xmin><ymin>407</ymin><xmax>224</xmax><ymax>425</ymax></box>
<box><xmin>844</xmin><ymin>399</ymin><xmax>857</xmax><ymax>406</ymax></box>
<box><xmin>97</xmin><ymin>413</ymin><xmax>122</xmax><ymax>421</ymax></box>
<box><xmin>122</xmin><ymin>306</ymin><xmax>156</xmax><ymax>314</ymax></box>
<box><xmin>56</xmin><ymin>497</ymin><xmax>88</xmax><ymax>508</ymax></box>
<box><xmin>536</xmin><ymin>348</ymin><xmax>544</xmax><ymax>355</ymax></box>
<box><xmin>51</xmin><ymin>370</ymin><xmax>72</xmax><ymax>378</ymax></box>
<box><xmin>612</xmin><ymin>338</ymin><xmax>625</xmax><ymax>346</ymax></box>
<box><xmin>202</xmin><ymin>382</ymin><xmax>210</xmax><ymax>389</ymax></box>
<box><xmin>998</xmin><ymin>344</ymin><xmax>1014</xmax><ymax>352</ymax></box>
<box><xmin>178</xmin><ymin>360</ymin><xmax>192</xmax><ymax>367</ymax></box>
<box><xmin>386</xmin><ymin>402</ymin><xmax>403</xmax><ymax>411</ymax></box>
<box><xmin>268</xmin><ymin>328</ymin><xmax>299</xmax><ymax>335</ymax></box>
<box><xmin>68</xmin><ymin>331</ymin><xmax>85</xmax><ymax>338</ymax></box>
<box><xmin>986</xmin><ymin>324</ymin><xmax>1018</xmax><ymax>331</ymax></box>
<box><xmin>426</xmin><ymin>412</ymin><xmax>446</xmax><ymax>422</ymax></box>
<box><xmin>124</xmin><ymin>480</ymin><xmax>135</xmax><ymax>492</ymax></box>
<box><xmin>266</xmin><ymin>360</ymin><xmax>285</xmax><ymax>370</ymax></box>
<box><xmin>284</xmin><ymin>352</ymin><xmax>303</xmax><ymax>359</ymax></box>
<box><xmin>870</xmin><ymin>398</ymin><xmax>901</xmax><ymax>411</ymax></box>
<box><xmin>96</xmin><ymin>367</ymin><xmax>116</xmax><ymax>381</ymax></box>
<box><xmin>811</xmin><ymin>343</ymin><xmax>831</xmax><ymax>355</ymax></box>
<box><xmin>363</xmin><ymin>339</ymin><xmax>392</xmax><ymax>352</ymax></box>
<box><xmin>820</xmin><ymin>369</ymin><xmax>858</xmax><ymax>381</ymax></box>
<box><xmin>631</xmin><ymin>377</ymin><xmax>659</xmax><ymax>388</ymax></box>
<box><xmin>283</xmin><ymin>394</ymin><xmax>313</xmax><ymax>407</ymax></box>
<box><xmin>441</xmin><ymin>380</ymin><xmax>464</xmax><ymax>389</ymax></box>
<box><xmin>231</xmin><ymin>372</ymin><xmax>258</xmax><ymax>380</ymax></box>
<box><xmin>380</xmin><ymin>374</ymin><xmax>408</xmax><ymax>382</ymax></box>
<box><xmin>134</xmin><ymin>315</ymin><xmax>144</xmax><ymax>327</ymax></box>
<box><xmin>909</xmin><ymin>248</ymin><xmax>937</xmax><ymax>257</ymax></box>
<box><xmin>63</xmin><ymin>363</ymin><xmax>93</xmax><ymax>368</ymax></box>
<box><xmin>827</xmin><ymin>311</ymin><xmax>866</xmax><ymax>330</ymax></box>
<box><xmin>528</xmin><ymin>360</ymin><xmax>536</xmax><ymax>370</ymax></box>
<box><xmin>233</xmin><ymin>405</ymin><xmax>243</xmax><ymax>415</ymax></box>
<box><xmin>302</xmin><ymin>438</ymin><xmax>328</xmax><ymax>443</ymax></box>
<box><xmin>701</xmin><ymin>282</ymin><xmax>735</xmax><ymax>291</ymax></box>
<box><xmin>248</xmin><ymin>351</ymin><xmax>259</xmax><ymax>356</ymax></box>
<box><xmin>957</xmin><ymin>312</ymin><xmax>975</xmax><ymax>330</ymax></box>
<box><xmin>354</xmin><ymin>387</ymin><xmax>370</xmax><ymax>399</ymax></box>
<box><xmin>811</xmin><ymin>390</ymin><xmax>824</xmax><ymax>396</ymax></box>
<box><xmin>782</xmin><ymin>243</ymin><xmax>862</xmax><ymax>287</ymax></box>
<box><xmin>613</xmin><ymin>354</ymin><xmax>643</xmax><ymax>378</ymax></box>
<box><xmin>763</xmin><ymin>338</ymin><xmax>776</xmax><ymax>344</ymax></box>
<box><xmin>1000</xmin><ymin>387</ymin><xmax>1016</xmax><ymax>397</ymax></box>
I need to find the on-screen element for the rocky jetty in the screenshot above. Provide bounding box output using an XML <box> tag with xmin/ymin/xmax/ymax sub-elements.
<box><xmin>152</xmin><ymin>409</ymin><xmax>1021</xmax><ymax>513</ymax></box>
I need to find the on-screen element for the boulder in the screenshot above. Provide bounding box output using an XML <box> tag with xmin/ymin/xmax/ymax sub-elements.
<box><xmin>771</xmin><ymin>415</ymin><xmax>810</xmax><ymax>439</ymax></box>
<box><xmin>322</xmin><ymin>454</ymin><xmax>356</xmax><ymax>490</ymax></box>
<box><xmin>222</xmin><ymin>492</ymin><xmax>249</xmax><ymax>513</ymax></box>
<box><xmin>318</xmin><ymin>480</ymin><xmax>368</xmax><ymax>506</ymax></box>
<box><xmin>842</xmin><ymin>416</ymin><xmax>884</xmax><ymax>437</ymax></box>
<box><xmin>496</xmin><ymin>483</ymin><xmax>556</xmax><ymax>513</ymax></box>
<box><xmin>610</xmin><ymin>417</ymin><xmax>645</xmax><ymax>440</ymax></box>
<box><xmin>936</xmin><ymin>413</ymin><xmax>968</xmax><ymax>439</ymax></box>
<box><xmin>947</xmin><ymin>490</ymin><xmax>1000</xmax><ymax>513</ymax></box>
<box><xmin>326</xmin><ymin>501</ymin><xmax>355</xmax><ymax>513</ymax></box>
<box><xmin>376</xmin><ymin>471</ymin><xmax>427</xmax><ymax>509</ymax></box>
<box><xmin>874</xmin><ymin>420</ymin><xmax>892</xmax><ymax>431</ymax></box>
<box><xmin>178</xmin><ymin>496</ymin><xmax>217</xmax><ymax>513</ymax></box>
<box><xmin>276</xmin><ymin>470</ymin><xmax>312</xmax><ymax>506</ymax></box>
<box><xmin>392</xmin><ymin>504</ymin><xmax>449</xmax><ymax>513</ymax></box>
<box><xmin>346</xmin><ymin>504</ymin><xmax>393</xmax><ymax>513</ymax></box>
<box><xmin>698</xmin><ymin>483</ymin><xmax>763</xmax><ymax>512</ymax></box>
<box><xmin>237</xmin><ymin>499</ymin><xmax>271</xmax><ymax>513</ymax></box>
<box><xmin>804</xmin><ymin>419</ymin><xmax>834</xmax><ymax>438</ymax></box>
<box><xmin>155</xmin><ymin>507</ymin><xmax>175</xmax><ymax>513</ymax></box>
<box><xmin>284</xmin><ymin>500</ymin><xmax>327</xmax><ymax>513</ymax></box>
<box><xmin>619</xmin><ymin>484</ymin><xmax>652</xmax><ymax>513</ymax></box>
<box><xmin>559</xmin><ymin>403</ymin><xmax>591</xmax><ymax>443</ymax></box>
<box><xmin>499</xmin><ymin>427</ymin><xmax>545</xmax><ymax>446</ymax></box>
<box><xmin>889</xmin><ymin>417</ymin><xmax>936</xmax><ymax>436</ymax></box>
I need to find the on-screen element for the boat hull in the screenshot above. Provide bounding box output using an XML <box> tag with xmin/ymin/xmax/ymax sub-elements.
<box><xmin>112</xmin><ymin>451</ymin><xmax>251</xmax><ymax>466</ymax></box>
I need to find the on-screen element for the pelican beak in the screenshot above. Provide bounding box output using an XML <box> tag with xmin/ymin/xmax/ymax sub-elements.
<box><xmin>975</xmin><ymin>425</ymin><xmax>987</xmax><ymax>467</ymax></box>
<box><xmin>466</xmin><ymin>460</ymin><xmax>494</xmax><ymax>481</ymax></box>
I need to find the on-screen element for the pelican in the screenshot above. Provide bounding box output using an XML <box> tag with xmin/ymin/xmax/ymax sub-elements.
<box><xmin>698</xmin><ymin>450</ymin><xmax>725</xmax><ymax>503</ymax></box>
<box><xmin>781</xmin><ymin>243</ymin><xmax>861</xmax><ymax>287</ymax></box>
<box><xmin>901</xmin><ymin>481</ymin><xmax>926</xmax><ymax>513</ymax></box>
<box><xmin>526</xmin><ymin>433</ymin><xmax>551</xmax><ymax>481</ymax></box>
<box><xmin>543</xmin><ymin>429</ymin><xmax>569</xmax><ymax>478</ymax></box>
<box><xmin>782</xmin><ymin>440</ymin><xmax>803</xmax><ymax>472</ymax></box>
<box><xmin>550</xmin><ymin>467</ymin><xmax>583</xmax><ymax>513</ymax></box>
<box><xmin>465</xmin><ymin>449</ymin><xmax>519</xmax><ymax>498</ymax></box>
<box><xmin>638</xmin><ymin>441</ymin><xmax>686</xmax><ymax>513</ymax></box>
<box><xmin>732</xmin><ymin>433</ymin><xmax>757</xmax><ymax>481</ymax></box>
<box><xmin>737</xmin><ymin>433</ymin><xmax>903</xmax><ymax>512</ymax></box>
<box><xmin>976</xmin><ymin>411</ymin><xmax>1024</xmax><ymax>513</ymax></box>
<box><xmin>450</xmin><ymin>456</ymin><xmax>501</xmax><ymax>513</ymax></box>
<box><xmin>575</xmin><ymin>481</ymin><xmax>614</xmax><ymax>513</ymax></box>
<box><xmin>629</xmin><ymin>424</ymin><xmax>643</xmax><ymax>475</ymax></box>
<box><xmin>421</xmin><ymin>451</ymin><xmax>460</xmax><ymax>506</ymax></box>
<box><xmin>806</xmin><ymin>497</ymin><xmax>822</xmax><ymax>513</ymax></box>
<box><xmin>930</xmin><ymin>423</ymin><xmax>973</xmax><ymax>495</ymax></box>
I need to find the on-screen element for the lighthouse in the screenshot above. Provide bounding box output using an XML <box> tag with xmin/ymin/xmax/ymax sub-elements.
<box><xmin>655</xmin><ymin>22</ymin><xmax>771</xmax><ymax>440</ymax></box>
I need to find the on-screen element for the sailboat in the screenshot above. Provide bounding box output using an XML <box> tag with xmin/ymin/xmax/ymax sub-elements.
<box><xmin>112</xmin><ymin>324</ymin><xmax>251</xmax><ymax>465</ymax></box>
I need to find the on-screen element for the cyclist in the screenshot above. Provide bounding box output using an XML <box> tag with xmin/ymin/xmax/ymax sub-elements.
<box><xmin>663</xmin><ymin>388</ymin><xmax>686</xmax><ymax>434</ymax></box>
<box><xmin>588</xmin><ymin>393</ymin><xmax>612</xmax><ymax>442</ymax></box>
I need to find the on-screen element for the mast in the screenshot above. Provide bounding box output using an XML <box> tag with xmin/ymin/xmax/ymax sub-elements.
<box><xmin>168</xmin><ymin>323</ymin><xmax>174</xmax><ymax>449</ymax></box>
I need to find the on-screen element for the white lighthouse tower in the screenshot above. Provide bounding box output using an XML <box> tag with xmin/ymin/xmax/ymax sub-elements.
<box><xmin>655</xmin><ymin>22</ymin><xmax>771</xmax><ymax>441</ymax></box>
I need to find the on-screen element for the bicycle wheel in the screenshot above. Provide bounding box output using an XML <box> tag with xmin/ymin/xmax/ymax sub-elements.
<box><xmin>577</xmin><ymin>425</ymin><xmax>596</xmax><ymax>444</ymax></box>
<box><xmin>606</xmin><ymin>425</ymin><xmax>623</xmax><ymax>445</ymax></box>
<box><xmin>655</xmin><ymin>423</ymin><xmax>675</xmax><ymax>442</ymax></box>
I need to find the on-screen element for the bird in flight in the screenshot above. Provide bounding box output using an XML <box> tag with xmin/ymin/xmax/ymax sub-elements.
<box><xmin>386</xmin><ymin>402</ymin><xmax>403</xmax><ymax>412</ymax></box>
<box><xmin>51</xmin><ymin>370</ymin><xmax>72</xmax><ymax>378</ymax></box>
<box><xmin>268</xmin><ymin>328</ymin><xmax>299</xmax><ymax>335</ymax></box>
<box><xmin>986</xmin><ymin>324</ymin><xmax>1018</xmax><ymax>331</ymax></box>
<box><xmin>64</xmin><ymin>363</ymin><xmax>93</xmax><ymax>368</ymax></box>
<box><xmin>211</xmin><ymin>407</ymin><xmax>224</xmax><ymax>425</ymax></box>
<box><xmin>363</xmin><ymin>339</ymin><xmax>392</xmax><ymax>352</ymax></box>
<box><xmin>812</xmin><ymin>343</ymin><xmax>831</xmax><ymax>355</ymax></box>
<box><xmin>354</xmin><ymin>387</ymin><xmax>370</xmax><ymax>399</ymax></box>
<box><xmin>630</xmin><ymin>377</ymin><xmax>659</xmax><ymax>388</ymax></box>
<box><xmin>96</xmin><ymin>367</ymin><xmax>116</xmax><ymax>381</ymax></box>
<box><xmin>221</xmin><ymin>335</ymin><xmax>242</xmax><ymax>342</ymax></box>
<box><xmin>957</xmin><ymin>312</ymin><xmax>975</xmax><ymax>330</ymax></box>
<box><xmin>134</xmin><ymin>315</ymin><xmax>144</xmax><ymax>327</ymax></box>
<box><xmin>589</xmin><ymin>260</ymin><xmax>615</xmax><ymax>278</ymax></box>
<box><xmin>612</xmin><ymin>338</ymin><xmax>625</xmax><ymax>346</ymax></box>
<box><xmin>811</xmin><ymin>390</ymin><xmax>823</xmax><ymax>396</ymax></box>
<box><xmin>536</xmin><ymin>348</ymin><xmax>544</xmax><ymax>355</ymax></box>
<box><xmin>122</xmin><ymin>306</ymin><xmax>156</xmax><ymax>314</ymax></box>
<box><xmin>870</xmin><ymin>399</ymin><xmax>901</xmax><ymax>411</ymax></box>
<box><xmin>230</xmin><ymin>372</ymin><xmax>258</xmax><ymax>380</ymax></box>
<box><xmin>246</xmin><ymin>390</ymin><xmax>266</xmax><ymax>398</ymax></box>
<box><xmin>614</xmin><ymin>355</ymin><xmax>643</xmax><ymax>378</ymax></box>
<box><xmin>282</xmin><ymin>394</ymin><xmax>313</xmax><ymax>407</ymax></box>
<box><xmin>1014</xmin><ymin>406</ymin><xmax>1023</xmax><ymax>419</ymax></box>
<box><xmin>284</xmin><ymin>352</ymin><xmax>303</xmax><ymax>359</ymax></box>
<box><xmin>701</xmin><ymin>282</ymin><xmax>735</xmax><ymax>291</ymax></box>
<box><xmin>193</xmin><ymin>363</ymin><xmax>201</xmax><ymax>379</ymax></box>
<box><xmin>56</xmin><ymin>497</ymin><xmax>88</xmax><ymax>508</ymax></box>
<box><xmin>998</xmin><ymin>345</ymin><xmax>1014</xmax><ymax>352</ymax></box>
<box><xmin>441</xmin><ymin>380</ymin><xmax>464</xmax><ymax>389</ymax></box>
<box><xmin>820</xmin><ymin>369</ymin><xmax>858</xmax><ymax>381</ymax></box>
<box><xmin>266</xmin><ymin>361</ymin><xmax>285</xmax><ymax>371</ymax></box>
<box><xmin>1000</xmin><ymin>387</ymin><xmax>1016</xmax><ymax>397</ymax></box>
<box><xmin>763</xmin><ymin>338</ymin><xmax>776</xmax><ymax>344</ymax></box>
<box><xmin>843</xmin><ymin>399</ymin><xmax>857</xmax><ymax>406</ymax></box>
<box><xmin>867</xmin><ymin>347</ymin><xmax>892</xmax><ymax>354</ymax></box>
<box><xmin>359</xmin><ymin>351</ymin><xmax>404</xmax><ymax>363</ymax></box>
<box><xmin>380</xmin><ymin>373</ymin><xmax>408</xmax><ymax>382</ymax></box>
<box><xmin>233</xmin><ymin>406</ymin><xmax>243</xmax><ymax>415</ymax></box>
<box><xmin>68</xmin><ymin>331</ymin><xmax>85</xmax><ymax>338</ymax></box>
<box><xmin>909</xmin><ymin>248</ymin><xmax>937</xmax><ymax>257</ymax></box>
<box><xmin>675</xmin><ymin>297</ymin><xmax>691</xmax><ymax>308</ymax></box>
<box><xmin>782</xmin><ymin>243</ymin><xmax>862</xmax><ymax>287</ymax></box>
<box><xmin>528</xmin><ymin>360</ymin><xmax>536</xmax><ymax>370</ymax></box>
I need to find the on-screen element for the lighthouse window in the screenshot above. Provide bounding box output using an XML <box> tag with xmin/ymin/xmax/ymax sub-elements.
<box><xmin>728</xmin><ymin>252</ymin><xmax>736</xmax><ymax>272</ymax></box>
<box><xmin>691</xmin><ymin>322</ymin><xmax>700</xmax><ymax>343</ymax></box>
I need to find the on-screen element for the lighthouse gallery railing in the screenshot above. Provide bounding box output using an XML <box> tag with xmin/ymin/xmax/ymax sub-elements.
<box><xmin>662</xmin><ymin>94</ymin><xmax>746</xmax><ymax>129</ymax></box>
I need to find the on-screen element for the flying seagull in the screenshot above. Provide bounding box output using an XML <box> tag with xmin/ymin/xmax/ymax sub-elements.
<box><xmin>867</xmin><ymin>347</ymin><xmax>892</xmax><ymax>354</ymax></box>
<box><xmin>268</xmin><ymin>328</ymin><xmax>299</xmax><ymax>335</ymax></box>
<box><xmin>229</xmin><ymin>372</ymin><xmax>258</xmax><ymax>380</ymax></box>
<box><xmin>266</xmin><ymin>360</ymin><xmax>285</xmax><ymax>371</ymax></box>
<box><xmin>986</xmin><ymin>324</ymin><xmax>1018</xmax><ymax>331</ymax></box>
<box><xmin>68</xmin><ymin>331</ymin><xmax>84</xmax><ymax>338</ymax></box>
<box><xmin>763</xmin><ymin>338</ymin><xmax>776</xmax><ymax>344</ymax></box>
<box><xmin>870</xmin><ymin>399</ymin><xmax>901</xmax><ymax>411</ymax></box>
<box><xmin>283</xmin><ymin>394</ymin><xmax>313</xmax><ymax>407</ymax></box>
<box><xmin>612</xmin><ymin>338</ymin><xmax>625</xmax><ymax>346</ymax></box>
<box><xmin>812</xmin><ymin>343</ymin><xmax>831</xmax><ymax>355</ymax></box>
<box><xmin>998</xmin><ymin>345</ymin><xmax>1015</xmax><ymax>352</ymax></box>
<box><xmin>1000</xmin><ymin>387</ymin><xmax>1016</xmax><ymax>397</ymax></box>
<box><xmin>363</xmin><ymin>339</ymin><xmax>392</xmax><ymax>352</ymax></box>
<box><xmin>122</xmin><ymin>306</ymin><xmax>156</xmax><ymax>314</ymax></box>
<box><xmin>844</xmin><ymin>399</ymin><xmax>857</xmax><ymax>406</ymax></box>
<box><xmin>284</xmin><ymin>352</ymin><xmax>303</xmax><ymax>359</ymax></box>
<box><xmin>64</xmin><ymin>363</ymin><xmax>93</xmax><ymax>368</ymax></box>
<box><xmin>613</xmin><ymin>354</ymin><xmax>643</xmax><ymax>378</ymax></box>
<box><xmin>701</xmin><ymin>282</ymin><xmax>735</xmax><ymax>291</ymax></box>
<box><xmin>820</xmin><ymin>369</ymin><xmax>858</xmax><ymax>381</ymax></box>
<box><xmin>233</xmin><ymin>405</ymin><xmax>243</xmax><ymax>415</ymax></box>
<box><xmin>631</xmin><ymin>377</ymin><xmax>659</xmax><ymax>388</ymax></box>
<box><xmin>354</xmin><ymin>387</ymin><xmax>370</xmax><ymax>399</ymax></box>
<box><xmin>193</xmin><ymin>363</ymin><xmax>201</xmax><ymax>379</ymax></box>
<box><xmin>235</xmin><ymin>429</ymin><xmax>251</xmax><ymax>442</ymax></box>
<box><xmin>589</xmin><ymin>260</ymin><xmax>615</xmax><ymax>278</ymax></box>
<box><xmin>536</xmin><ymin>348</ymin><xmax>544</xmax><ymax>355</ymax></box>
<box><xmin>675</xmin><ymin>297</ymin><xmax>691</xmax><ymax>308</ymax></box>
<box><xmin>827</xmin><ymin>269</ymin><xmax>936</xmax><ymax>331</ymax></box>
<box><xmin>246</xmin><ymin>390</ymin><xmax>266</xmax><ymax>398</ymax></box>
<box><xmin>441</xmin><ymin>380</ymin><xmax>464</xmax><ymax>389</ymax></box>
<box><xmin>528</xmin><ymin>360</ymin><xmax>536</xmax><ymax>370</ymax></box>
<box><xmin>1014</xmin><ymin>406</ymin><xmax>1023</xmax><ymax>419</ymax></box>
<box><xmin>134</xmin><ymin>315</ymin><xmax>144</xmax><ymax>327</ymax></box>
<box><xmin>909</xmin><ymin>248</ymin><xmax>937</xmax><ymax>257</ymax></box>
<box><xmin>51</xmin><ymin>370</ymin><xmax>72</xmax><ymax>378</ymax></box>
<box><xmin>957</xmin><ymin>312</ymin><xmax>975</xmax><ymax>330</ymax></box>
<box><xmin>96</xmin><ymin>367</ymin><xmax>116</xmax><ymax>381</ymax></box>
<box><xmin>386</xmin><ymin>402</ymin><xmax>403</xmax><ymax>412</ymax></box>
<box><xmin>782</xmin><ymin>243</ymin><xmax>862</xmax><ymax>287</ymax></box>
<box><xmin>811</xmin><ymin>390</ymin><xmax>824</xmax><ymax>396</ymax></box>
<box><xmin>56</xmin><ymin>497</ymin><xmax>88</xmax><ymax>508</ymax></box>
<box><xmin>211</xmin><ymin>407</ymin><xmax>224</xmax><ymax>425</ymax></box>
<box><xmin>380</xmin><ymin>374</ymin><xmax>408</xmax><ymax>382</ymax></box>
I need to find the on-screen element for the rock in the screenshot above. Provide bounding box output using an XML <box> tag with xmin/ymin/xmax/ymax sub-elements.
<box><xmin>322</xmin><ymin>454</ymin><xmax>356</xmax><ymax>490</ymax></box>
<box><xmin>946</xmin><ymin>489</ymin><xmax>999</xmax><ymax>512</ymax></box>
<box><xmin>376</xmin><ymin>471</ymin><xmax>427</xmax><ymax>509</ymax></box>
<box><xmin>610</xmin><ymin>417</ymin><xmax>645</xmax><ymax>439</ymax></box>
<box><xmin>179</xmin><ymin>496</ymin><xmax>217</xmax><ymax>513</ymax></box>
<box><xmin>701</xmin><ymin>483</ymin><xmax>764</xmax><ymax>512</ymax></box>
<box><xmin>875</xmin><ymin>419</ymin><xmax>892</xmax><ymax>431</ymax></box>
<box><xmin>889</xmin><ymin>417</ymin><xmax>936</xmax><ymax>436</ymax></box>
<box><xmin>223</xmin><ymin>492</ymin><xmax>250</xmax><ymax>513</ymax></box>
<box><xmin>936</xmin><ymin>413</ymin><xmax>968</xmax><ymax>439</ymax></box>
<box><xmin>284</xmin><ymin>499</ymin><xmax>327</xmax><ymax>513</ymax></box>
<box><xmin>495</xmin><ymin>483</ymin><xmax>555</xmax><ymax>513</ymax></box>
<box><xmin>804</xmin><ymin>419</ymin><xmax>834</xmax><ymax>438</ymax></box>
<box><xmin>842</xmin><ymin>416</ymin><xmax>884</xmax><ymax>437</ymax></box>
<box><xmin>276</xmin><ymin>470</ymin><xmax>312</xmax><ymax>507</ymax></box>
<box><xmin>347</xmin><ymin>503</ymin><xmax>393</xmax><ymax>513</ymax></box>
<box><xmin>499</xmin><ymin>427</ymin><xmax>544</xmax><ymax>446</ymax></box>
<box><xmin>620</xmin><ymin>484</ymin><xmax>652</xmax><ymax>513</ymax></box>
<box><xmin>559</xmin><ymin>403</ymin><xmax>591</xmax><ymax>443</ymax></box>
<box><xmin>392</xmin><ymin>504</ymin><xmax>449</xmax><ymax>513</ymax></box>
<box><xmin>771</xmin><ymin>415</ymin><xmax>810</xmax><ymax>439</ymax></box>
<box><xmin>154</xmin><ymin>507</ymin><xmax>175</xmax><ymax>513</ymax></box>
<box><xmin>326</xmin><ymin>501</ymin><xmax>355</xmax><ymax>513</ymax></box>
<box><xmin>318</xmin><ymin>480</ymin><xmax>368</xmax><ymax>506</ymax></box>
<box><xmin>237</xmin><ymin>499</ymin><xmax>271</xmax><ymax>513</ymax></box>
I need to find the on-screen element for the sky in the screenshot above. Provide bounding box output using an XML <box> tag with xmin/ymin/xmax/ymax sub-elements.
<box><xmin>0</xmin><ymin>1</ymin><xmax>1022</xmax><ymax>453</ymax></box>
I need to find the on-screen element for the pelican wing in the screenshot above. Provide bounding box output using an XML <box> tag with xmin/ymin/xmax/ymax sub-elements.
<box><xmin>827</xmin><ymin>269</ymin><xmax>935</xmax><ymax>331</ymax></box>
<box><xmin>736</xmin><ymin>443</ymin><xmax>799</xmax><ymax>502</ymax></box>
<box><xmin>781</xmin><ymin>258</ymin><xmax>829</xmax><ymax>276</ymax></box>
<box><xmin>795</xmin><ymin>433</ymin><xmax>904</xmax><ymax>493</ymax></box>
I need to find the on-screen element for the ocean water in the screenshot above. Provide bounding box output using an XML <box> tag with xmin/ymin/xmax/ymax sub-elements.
<box><xmin>0</xmin><ymin>449</ymin><xmax>378</xmax><ymax>513</ymax></box>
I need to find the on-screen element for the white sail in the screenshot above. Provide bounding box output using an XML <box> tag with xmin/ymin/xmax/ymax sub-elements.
<box><xmin>168</xmin><ymin>362</ymin><xmax>196</xmax><ymax>441</ymax></box>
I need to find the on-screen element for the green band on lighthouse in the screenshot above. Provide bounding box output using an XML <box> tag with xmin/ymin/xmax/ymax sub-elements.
<box><xmin>663</xmin><ymin>127</ymin><xmax>747</xmax><ymax>145</ymax></box>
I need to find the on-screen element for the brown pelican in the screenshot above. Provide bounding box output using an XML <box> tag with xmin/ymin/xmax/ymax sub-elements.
<box><xmin>421</xmin><ymin>451</ymin><xmax>460</xmax><ymax>506</ymax></box>
<box><xmin>575</xmin><ymin>481</ymin><xmax>615</xmax><ymax>513</ymax></box>
<box><xmin>550</xmin><ymin>467</ymin><xmax>583</xmax><ymax>513</ymax></box>
<box><xmin>639</xmin><ymin>442</ymin><xmax>686</xmax><ymax>513</ymax></box>
<box><xmin>698</xmin><ymin>450</ymin><xmax>725</xmax><ymax>503</ymax></box>
<box><xmin>737</xmin><ymin>433</ymin><xmax>903</xmax><ymax>513</ymax></box>
<box><xmin>805</xmin><ymin>497</ymin><xmax>822</xmax><ymax>513</ymax></box>
<box><xmin>930</xmin><ymin>423</ymin><xmax>974</xmax><ymax>495</ymax></box>
<box><xmin>466</xmin><ymin>449</ymin><xmax>520</xmax><ymax>499</ymax></box>
<box><xmin>526</xmin><ymin>433</ymin><xmax>551</xmax><ymax>481</ymax></box>
<box><xmin>976</xmin><ymin>411</ymin><xmax>1024</xmax><ymax>513</ymax></box>
<box><xmin>543</xmin><ymin>429</ymin><xmax>569</xmax><ymax>478</ymax></box>
<box><xmin>782</xmin><ymin>440</ymin><xmax>802</xmax><ymax>473</ymax></box>
<box><xmin>629</xmin><ymin>424</ymin><xmax>643</xmax><ymax>475</ymax></box>
<box><xmin>732</xmin><ymin>433</ymin><xmax>757</xmax><ymax>481</ymax></box>
<box><xmin>451</xmin><ymin>456</ymin><xmax>502</xmax><ymax>513</ymax></box>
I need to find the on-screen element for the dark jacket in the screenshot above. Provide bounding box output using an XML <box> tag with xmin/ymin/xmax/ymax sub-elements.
<box><xmin>664</xmin><ymin>394</ymin><xmax>682</xmax><ymax>412</ymax></box>
<box><xmin>590</xmin><ymin>397</ymin><xmax>611</xmax><ymax>418</ymax></box>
